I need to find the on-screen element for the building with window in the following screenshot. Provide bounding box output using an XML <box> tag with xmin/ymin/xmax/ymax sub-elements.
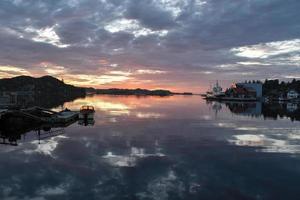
<box><xmin>235</xmin><ymin>82</ymin><xmax>263</xmax><ymax>99</ymax></box>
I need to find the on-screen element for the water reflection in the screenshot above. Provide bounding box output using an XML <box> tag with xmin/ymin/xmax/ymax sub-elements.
<box><xmin>204</xmin><ymin>100</ymin><xmax>300</xmax><ymax>154</ymax></box>
<box><xmin>103</xmin><ymin>147</ymin><xmax>165</xmax><ymax>167</ymax></box>
<box><xmin>229</xmin><ymin>131</ymin><xmax>300</xmax><ymax>154</ymax></box>
<box><xmin>207</xmin><ymin>100</ymin><xmax>300</xmax><ymax>122</ymax></box>
<box><xmin>0</xmin><ymin>115</ymin><xmax>75</xmax><ymax>146</ymax></box>
<box><xmin>78</xmin><ymin>118</ymin><xmax>95</xmax><ymax>126</ymax></box>
<box><xmin>1</xmin><ymin>95</ymin><xmax>300</xmax><ymax>199</ymax></box>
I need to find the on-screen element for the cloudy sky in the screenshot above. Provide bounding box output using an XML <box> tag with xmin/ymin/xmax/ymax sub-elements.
<box><xmin>0</xmin><ymin>0</ymin><xmax>299</xmax><ymax>92</ymax></box>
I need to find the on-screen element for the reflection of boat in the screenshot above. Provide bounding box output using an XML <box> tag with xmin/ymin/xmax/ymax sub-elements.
<box><xmin>79</xmin><ymin>106</ymin><xmax>95</xmax><ymax>120</ymax></box>
<box><xmin>212</xmin><ymin>102</ymin><xmax>222</xmax><ymax>112</ymax></box>
<box><xmin>78</xmin><ymin>118</ymin><xmax>95</xmax><ymax>126</ymax></box>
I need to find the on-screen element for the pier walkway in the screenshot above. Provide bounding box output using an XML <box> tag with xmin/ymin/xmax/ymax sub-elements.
<box><xmin>0</xmin><ymin>107</ymin><xmax>79</xmax><ymax>124</ymax></box>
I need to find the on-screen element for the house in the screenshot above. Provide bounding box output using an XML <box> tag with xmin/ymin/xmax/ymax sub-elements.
<box><xmin>287</xmin><ymin>90</ymin><xmax>299</xmax><ymax>100</ymax></box>
<box><xmin>236</xmin><ymin>82</ymin><xmax>263</xmax><ymax>99</ymax></box>
<box><xmin>225</xmin><ymin>83</ymin><xmax>257</xmax><ymax>99</ymax></box>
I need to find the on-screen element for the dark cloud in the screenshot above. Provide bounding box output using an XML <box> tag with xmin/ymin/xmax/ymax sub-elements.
<box><xmin>163</xmin><ymin>0</ymin><xmax>300</xmax><ymax>50</ymax></box>
<box><xmin>124</xmin><ymin>0</ymin><xmax>177</xmax><ymax>30</ymax></box>
<box><xmin>0</xmin><ymin>0</ymin><xmax>299</xmax><ymax>91</ymax></box>
<box><xmin>56</xmin><ymin>20</ymin><xmax>98</xmax><ymax>44</ymax></box>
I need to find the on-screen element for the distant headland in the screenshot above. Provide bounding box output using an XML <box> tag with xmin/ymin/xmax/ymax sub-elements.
<box><xmin>0</xmin><ymin>75</ymin><xmax>193</xmax><ymax>99</ymax></box>
<box><xmin>0</xmin><ymin>75</ymin><xmax>86</xmax><ymax>108</ymax></box>
<box><xmin>85</xmin><ymin>87</ymin><xmax>193</xmax><ymax>96</ymax></box>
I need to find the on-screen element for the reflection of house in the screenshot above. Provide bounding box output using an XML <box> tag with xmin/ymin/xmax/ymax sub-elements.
<box><xmin>226</xmin><ymin>102</ymin><xmax>262</xmax><ymax>116</ymax></box>
<box><xmin>287</xmin><ymin>90</ymin><xmax>299</xmax><ymax>100</ymax></box>
<box><xmin>287</xmin><ymin>103</ymin><xmax>298</xmax><ymax>113</ymax></box>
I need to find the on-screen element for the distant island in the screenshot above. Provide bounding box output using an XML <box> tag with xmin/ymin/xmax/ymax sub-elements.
<box><xmin>0</xmin><ymin>75</ymin><xmax>193</xmax><ymax>107</ymax></box>
<box><xmin>94</xmin><ymin>88</ymin><xmax>172</xmax><ymax>96</ymax></box>
<box><xmin>85</xmin><ymin>87</ymin><xmax>192</xmax><ymax>96</ymax></box>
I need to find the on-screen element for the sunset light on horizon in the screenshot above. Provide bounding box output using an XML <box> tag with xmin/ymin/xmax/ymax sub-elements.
<box><xmin>0</xmin><ymin>0</ymin><xmax>299</xmax><ymax>92</ymax></box>
<box><xmin>1</xmin><ymin>1</ymin><xmax>300</xmax><ymax>199</ymax></box>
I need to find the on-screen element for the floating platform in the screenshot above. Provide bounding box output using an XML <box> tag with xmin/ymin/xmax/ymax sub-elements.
<box><xmin>0</xmin><ymin>107</ymin><xmax>79</xmax><ymax>125</ymax></box>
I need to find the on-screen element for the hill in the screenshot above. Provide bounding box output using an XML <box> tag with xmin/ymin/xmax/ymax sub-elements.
<box><xmin>0</xmin><ymin>76</ymin><xmax>86</xmax><ymax>108</ymax></box>
<box><xmin>95</xmin><ymin>88</ymin><xmax>173</xmax><ymax>96</ymax></box>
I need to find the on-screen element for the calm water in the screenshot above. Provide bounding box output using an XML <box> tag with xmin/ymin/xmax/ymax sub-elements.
<box><xmin>1</xmin><ymin>95</ymin><xmax>300</xmax><ymax>200</ymax></box>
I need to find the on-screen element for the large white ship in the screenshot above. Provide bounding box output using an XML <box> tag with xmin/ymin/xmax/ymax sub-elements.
<box><xmin>205</xmin><ymin>81</ymin><xmax>225</xmax><ymax>98</ymax></box>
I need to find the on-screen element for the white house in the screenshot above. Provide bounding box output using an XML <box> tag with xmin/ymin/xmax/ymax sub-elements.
<box><xmin>287</xmin><ymin>90</ymin><xmax>299</xmax><ymax>100</ymax></box>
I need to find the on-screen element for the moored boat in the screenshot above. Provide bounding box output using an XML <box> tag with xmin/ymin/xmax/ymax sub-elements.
<box><xmin>79</xmin><ymin>105</ymin><xmax>95</xmax><ymax>120</ymax></box>
<box><xmin>203</xmin><ymin>81</ymin><xmax>261</xmax><ymax>102</ymax></box>
<box><xmin>204</xmin><ymin>81</ymin><xmax>225</xmax><ymax>99</ymax></box>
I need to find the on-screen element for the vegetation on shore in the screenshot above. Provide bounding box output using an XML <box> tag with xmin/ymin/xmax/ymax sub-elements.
<box><xmin>263</xmin><ymin>79</ymin><xmax>300</xmax><ymax>97</ymax></box>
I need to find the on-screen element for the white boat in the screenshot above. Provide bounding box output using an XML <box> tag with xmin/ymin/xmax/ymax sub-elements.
<box><xmin>79</xmin><ymin>105</ymin><xmax>95</xmax><ymax>120</ymax></box>
<box><xmin>205</xmin><ymin>81</ymin><xmax>225</xmax><ymax>98</ymax></box>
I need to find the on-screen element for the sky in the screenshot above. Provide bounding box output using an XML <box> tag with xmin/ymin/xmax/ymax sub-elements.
<box><xmin>0</xmin><ymin>0</ymin><xmax>299</xmax><ymax>92</ymax></box>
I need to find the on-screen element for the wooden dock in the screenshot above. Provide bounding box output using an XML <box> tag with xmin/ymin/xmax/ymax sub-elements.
<box><xmin>0</xmin><ymin>107</ymin><xmax>79</xmax><ymax>125</ymax></box>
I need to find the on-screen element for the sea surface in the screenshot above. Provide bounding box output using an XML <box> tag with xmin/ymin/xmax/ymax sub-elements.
<box><xmin>1</xmin><ymin>95</ymin><xmax>300</xmax><ymax>200</ymax></box>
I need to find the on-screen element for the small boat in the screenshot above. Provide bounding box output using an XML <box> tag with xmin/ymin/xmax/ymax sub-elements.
<box><xmin>79</xmin><ymin>105</ymin><xmax>95</xmax><ymax>120</ymax></box>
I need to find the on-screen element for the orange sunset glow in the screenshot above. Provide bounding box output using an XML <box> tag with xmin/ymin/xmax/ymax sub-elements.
<box><xmin>0</xmin><ymin>0</ymin><xmax>299</xmax><ymax>93</ymax></box>
<box><xmin>1</xmin><ymin>1</ymin><xmax>300</xmax><ymax>199</ymax></box>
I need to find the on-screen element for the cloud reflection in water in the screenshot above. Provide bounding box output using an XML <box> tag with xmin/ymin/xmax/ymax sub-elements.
<box><xmin>102</xmin><ymin>147</ymin><xmax>165</xmax><ymax>167</ymax></box>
